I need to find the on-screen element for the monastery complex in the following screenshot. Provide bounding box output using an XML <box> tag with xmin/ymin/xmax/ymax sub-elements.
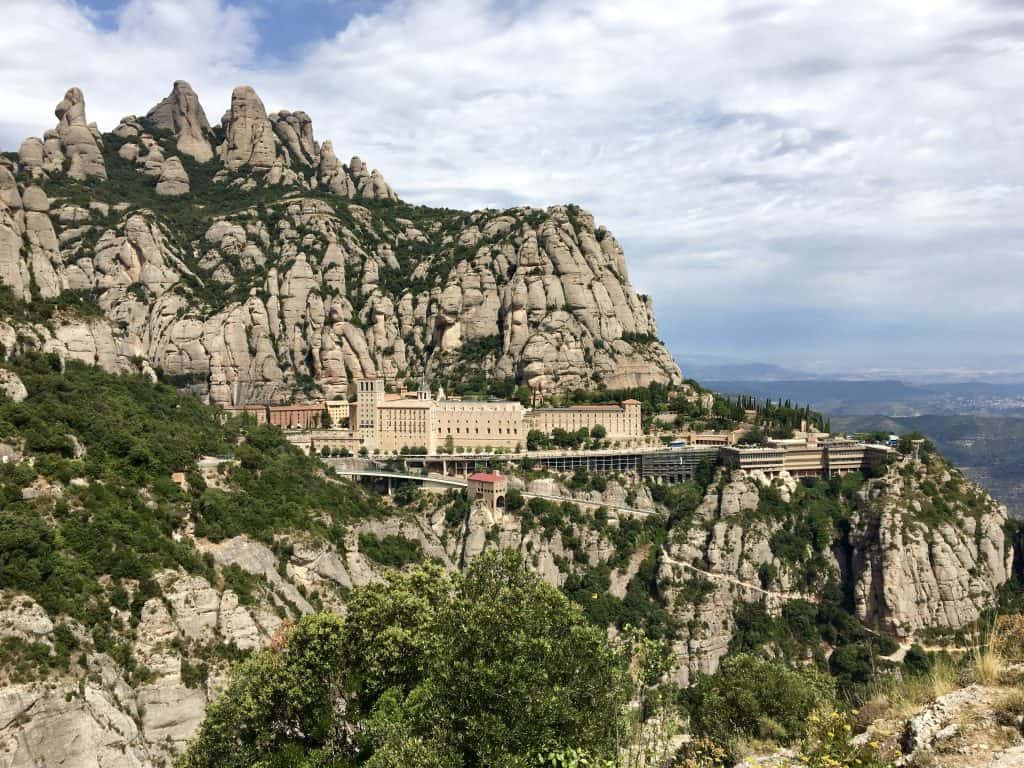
<box><xmin>222</xmin><ymin>378</ymin><xmax>643</xmax><ymax>455</ymax></box>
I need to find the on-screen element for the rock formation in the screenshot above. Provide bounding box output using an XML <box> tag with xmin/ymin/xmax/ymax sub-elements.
<box><xmin>217</xmin><ymin>85</ymin><xmax>278</xmax><ymax>171</ymax></box>
<box><xmin>145</xmin><ymin>80</ymin><xmax>214</xmax><ymax>163</ymax></box>
<box><xmin>155</xmin><ymin>156</ymin><xmax>189</xmax><ymax>196</ymax></box>
<box><xmin>19</xmin><ymin>87</ymin><xmax>107</xmax><ymax>181</ymax></box>
<box><xmin>0</xmin><ymin>84</ymin><xmax>680</xmax><ymax>398</ymax></box>
<box><xmin>848</xmin><ymin>455</ymin><xmax>1011</xmax><ymax>635</ymax></box>
<box><xmin>659</xmin><ymin>456</ymin><xmax>1011</xmax><ymax>685</ymax></box>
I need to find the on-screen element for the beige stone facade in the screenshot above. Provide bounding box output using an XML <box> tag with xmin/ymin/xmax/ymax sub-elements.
<box><xmin>243</xmin><ymin>379</ymin><xmax>645</xmax><ymax>455</ymax></box>
<box><xmin>325</xmin><ymin>400</ymin><xmax>350</xmax><ymax>427</ymax></box>
<box><xmin>525</xmin><ymin>400</ymin><xmax>642</xmax><ymax>441</ymax></box>
<box><xmin>437</xmin><ymin>399</ymin><xmax>526</xmax><ymax>452</ymax></box>
<box><xmin>721</xmin><ymin>436</ymin><xmax>892</xmax><ymax>479</ymax></box>
<box><xmin>355</xmin><ymin>378</ymin><xmax>385</xmax><ymax>448</ymax></box>
<box><xmin>376</xmin><ymin>398</ymin><xmax>436</xmax><ymax>453</ymax></box>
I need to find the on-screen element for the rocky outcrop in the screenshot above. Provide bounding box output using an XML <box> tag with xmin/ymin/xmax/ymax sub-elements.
<box><xmin>660</xmin><ymin>471</ymin><xmax>800</xmax><ymax>685</ymax></box>
<box><xmin>0</xmin><ymin>492</ymin><xmax>640</xmax><ymax>767</ymax></box>
<box><xmin>155</xmin><ymin>156</ymin><xmax>189</xmax><ymax>196</ymax></box>
<box><xmin>270</xmin><ymin>110</ymin><xmax>317</xmax><ymax>167</ymax></box>
<box><xmin>2</xmin><ymin>85</ymin><xmax>679</xmax><ymax>391</ymax></box>
<box><xmin>660</xmin><ymin>457</ymin><xmax>1012</xmax><ymax>685</ymax></box>
<box><xmin>0</xmin><ymin>173</ymin><xmax>680</xmax><ymax>397</ymax></box>
<box><xmin>19</xmin><ymin>88</ymin><xmax>107</xmax><ymax>181</ymax></box>
<box><xmin>848</xmin><ymin>454</ymin><xmax>1011</xmax><ymax>636</ymax></box>
<box><xmin>217</xmin><ymin>85</ymin><xmax>278</xmax><ymax>171</ymax></box>
<box><xmin>0</xmin><ymin>369</ymin><xmax>27</xmax><ymax>402</ymax></box>
<box><xmin>146</xmin><ymin>80</ymin><xmax>213</xmax><ymax>163</ymax></box>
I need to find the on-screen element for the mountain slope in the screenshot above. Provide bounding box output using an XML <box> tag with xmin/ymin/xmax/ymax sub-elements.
<box><xmin>0</xmin><ymin>361</ymin><xmax>1014</xmax><ymax>766</ymax></box>
<box><xmin>0</xmin><ymin>82</ymin><xmax>680</xmax><ymax>403</ymax></box>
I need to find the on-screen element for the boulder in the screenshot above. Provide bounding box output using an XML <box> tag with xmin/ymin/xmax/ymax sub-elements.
<box><xmin>155</xmin><ymin>156</ymin><xmax>190</xmax><ymax>196</ymax></box>
<box><xmin>0</xmin><ymin>369</ymin><xmax>28</xmax><ymax>402</ymax></box>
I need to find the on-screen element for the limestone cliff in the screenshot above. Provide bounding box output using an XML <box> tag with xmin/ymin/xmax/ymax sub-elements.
<box><xmin>0</xmin><ymin>82</ymin><xmax>680</xmax><ymax>398</ymax></box>
<box><xmin>659</xmin><ymin>452</ymin><xmax>1012</xmax><ymax>685</ymax></box>
<box><xmin>0</xmin><ymin>493</ymin><xmax>646</xmax><ymax>767</ymax></box>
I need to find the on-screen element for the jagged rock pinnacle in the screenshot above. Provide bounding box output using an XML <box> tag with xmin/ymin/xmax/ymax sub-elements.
<box><xmin>146</xmin><ymin>80</ymin><xmax>214</xmax><ymax>163</ymax></box>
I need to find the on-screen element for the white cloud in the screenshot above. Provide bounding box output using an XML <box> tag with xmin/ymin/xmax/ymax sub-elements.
<box><xmin>2</xmin><ymin>0</ymin><xmax>1023</xmax><ymax>370</ymax></box>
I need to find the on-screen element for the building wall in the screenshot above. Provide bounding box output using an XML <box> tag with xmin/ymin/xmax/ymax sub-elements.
<box><xmin>268</xmin><ymin>403</ymin><xmax>325</xmax><ymax>429</ymax></box>
<box><xmin>781</xmin><ymin>446</ymin><xmax>826</xmax><ymax>478</ymax></box>
<box><xmin>723</xmin><ymin>439</ymin><xmax>891</xmax><ymax>479</ymax></box>
<box><xmin>525</xmin><ymin>401</ymin><xmax>642</xmax><ymax>441</ymax></box>
<box><xmin>436</xmin><ymin>400</ymin><xmax>525</xmax><ymax>451</ymax></box>
<box><xmin>467</xmin><ymin>476</ymin><xmax>508</xmax><ymax>510</ymax></box>
<box><xmin>221</xmin><ymin>405</ymin><xmax>268</xmax><ymax>424</ymax></box>
<box><xmin>325</xmin><ymin>400</ymin><xmax>350</xmax><ymax>427</ymax></box>
<box><xmin>721</xmin><ymin>446</ymin><xmax>785</xmax><ymax>474</ymax></box>
<box><xmin>356</xmin><ymin>379</ymin><xmax>385</xmax><ymax>448</ymax></box>
<box><xmin>376</xmin><ymin>401</ymin><xmax>436</xmax><ymax>453</ymax></box>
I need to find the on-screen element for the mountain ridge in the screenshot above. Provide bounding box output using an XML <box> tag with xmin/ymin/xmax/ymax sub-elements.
<box><xmin>0</xmin><ymin>81</ymin><xmax>681</xmax><ymax>403</ymax></box>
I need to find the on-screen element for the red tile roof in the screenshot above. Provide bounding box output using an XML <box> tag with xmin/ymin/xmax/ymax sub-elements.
<box><xmin>468</xmin><ymin>472</ymin><xmax>505</xmax><ymax>484</ymax></box>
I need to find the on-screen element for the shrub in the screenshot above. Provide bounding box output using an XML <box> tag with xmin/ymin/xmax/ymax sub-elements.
<box><xmin>180</xmin><ymin>553</ymin><xmax>628</xmax><ymax>768</ymax></box>
<box><xmin>358</xmin><ymin>532</ymin><xmax>423</xmax><ymax>567</ymax></box>
<box><xmin>799</xmin><ymin>707</ymin><xmax>893</xmax><ymax>768</ymax></box>
<box><xmin>685</xmin><ymin>654</ymin><xmax>835</xmax><ymax>747</ymax></box>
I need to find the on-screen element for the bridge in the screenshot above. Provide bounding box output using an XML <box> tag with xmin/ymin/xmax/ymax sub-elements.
<box><xmin>330</xmin><ymin>468</ymin><xmax>468</xmax><ymax>492</ymax></box>
<box><xmin>330</xmin><ymin>465</ymin><xmax>657</xmax><ymax>518</ymax></box>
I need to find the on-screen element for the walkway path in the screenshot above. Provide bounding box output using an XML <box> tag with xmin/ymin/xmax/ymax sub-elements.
<box><xmin>659</xmin><ymin>550</ymin><xmax>811</xmax><ymax>604</ymax></box>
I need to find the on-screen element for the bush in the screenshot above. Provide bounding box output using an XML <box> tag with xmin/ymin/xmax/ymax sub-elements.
<box><xmin>686</xmin><ymin>654</ymin><xmax>835</xmax><ymax>747</ymax></box>
<box><xmin>180</xmin><ymin>553</ymin><xmax>629</xmax><ymax>768</ymax></box>
<box><xmin>358</xmin><ymin>532</ymin><xmax>423</xmax><ymax>567</ymax></box>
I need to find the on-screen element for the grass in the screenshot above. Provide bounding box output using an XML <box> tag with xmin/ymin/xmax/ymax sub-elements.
<box><xmin>969</xmin><ymin>645</ymin><xmax>1005</xmax><ymax>686</ymax></box>
<box><xmin>968</xmin><ymin>615</ymin><xmax>1011</xmax><ymax>686</ymax></box>
<box><xmin>995</xmin><ymin>687</ymin><xmax>1024</xmax><ymax>721</ymax></box>
<box><xmin>857</xmin><ymin>656</ymin><xmax>960</xmax><ymax>728</ymax></box>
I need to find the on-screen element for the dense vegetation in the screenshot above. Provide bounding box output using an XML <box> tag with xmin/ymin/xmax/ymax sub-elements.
<box><xmin>0</xmin><ymin>355</ymin><xmax>379</xmax><ymax>675</ymax></box>
<box><xmin>179</xmin><ymin>553</ymin><xmax>630</xmax><ymax>768</ymax></box>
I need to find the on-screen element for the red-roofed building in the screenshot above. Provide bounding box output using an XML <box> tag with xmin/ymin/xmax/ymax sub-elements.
<box><xmin>467</xmin><ymin>471</ymin><xmax>508</xmax><ymax>511</ymax></box>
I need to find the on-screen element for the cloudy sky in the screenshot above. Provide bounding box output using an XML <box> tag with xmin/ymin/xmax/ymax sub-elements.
<box><xmin>2</xmin><ymin>0</ymin><xmax>1023</xmax><ymax>376</ymax></box>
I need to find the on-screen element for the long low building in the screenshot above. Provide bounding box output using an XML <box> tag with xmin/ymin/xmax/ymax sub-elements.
<box><xmin>224</xmin><ymin>378</ymin><xmax>644</xmax><ymax>455</ymax></box>
<box><xmin>721</xmin><ymin>436</ymin><xmax>891</xmax><ymax>479</ymax></box>
<box><xmin>527</xmin><ymin>400</ymin><xmax>642</xmax><ymax>441</ymax></box>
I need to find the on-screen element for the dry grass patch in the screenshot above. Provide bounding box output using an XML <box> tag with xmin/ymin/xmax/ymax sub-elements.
<box><xmin>995</xmin><ymin>687</ymin><xmax>1024</xmax><ymax>724</ymax></box>
<box><xmin>858</xmin><ymin>657</ymin><xmax>961</xmax><ymax>728</ymax></box>
<box><xmin>991</xmin><ymin>614</ymin><xmax>1024</xmax><ymax>663</ymax></box>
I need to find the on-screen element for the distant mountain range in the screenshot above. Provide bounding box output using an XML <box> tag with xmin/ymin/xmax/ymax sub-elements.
<box><xmin>685</xmin><ymin>366</ymin><xmax>1024</xmax><ymax>517</ymax></box>
<box><xmin>678</xmin><ymin>354</ymin><xmax>1024</xmax><ymax>386</ymax></box>
<box><xmin>697</xmin><ymin>377</ymin><xmax>1024</xmax><ymax>418</ymax></box>
<box><xmin>831</xmin><ymin>414</ymin><xmax>1024</xmax><ymax>519</ymax></box>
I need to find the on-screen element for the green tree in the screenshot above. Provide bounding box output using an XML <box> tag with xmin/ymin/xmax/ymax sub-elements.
<box><xmin>685</xmin><ymin>654</ymin><xmax>834</xmax><ymax>749</ymax></box>
<box><xmin>179</xmin><ymin>552</ymin><xmax>629</xmax><ymax>768</ymax></box>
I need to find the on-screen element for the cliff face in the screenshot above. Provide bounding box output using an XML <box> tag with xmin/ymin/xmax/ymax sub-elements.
<box><xmin>0</xmin><ymin>457</ymin><xmax>1011</xmax><ymax>766</ymax></box>
<box><xmin>659</xmin><ymin>454</ymin><xmax>1012</xmax><ymax>685</ymax></box>
<box><xmin>0</xmin><ymin>82</ymin><xmax>680</xmax><ymax>400</ymax></box>
<box><xmin>848</xmin><ymin>451</ymin><xmax>1012</xmax><ymax>636</ymax></box>
<box><xmin>0</xmin><ymin>482</ymin><xmax>649</xmax><ymax>768</ymax></box>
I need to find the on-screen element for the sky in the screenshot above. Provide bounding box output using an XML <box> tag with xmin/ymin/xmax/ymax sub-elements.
<box><xmin>2</xmin><ymin>0</ymin><xmax>1023</xmax><ymax>377</ymax></box>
